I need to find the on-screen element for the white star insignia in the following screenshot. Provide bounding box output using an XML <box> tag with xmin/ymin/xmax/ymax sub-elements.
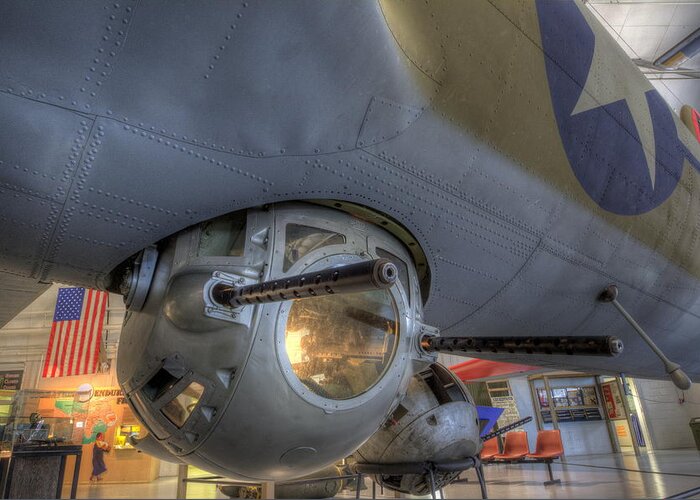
<box><xmin>573</xmin><ymin>3</ymin><xmax>657</xmax><ymax>188</ymax></box>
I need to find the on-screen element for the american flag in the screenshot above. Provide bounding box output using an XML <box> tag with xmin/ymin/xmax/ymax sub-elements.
<box><xmin>42</xmin><ymin>287</ymin><xmax>109</xmax><ymax>378</ymax></box>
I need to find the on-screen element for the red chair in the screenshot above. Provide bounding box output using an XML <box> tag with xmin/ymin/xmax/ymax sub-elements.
<box><xmin>480</xmin><ymin>437</ymin><xmax>499</xmax><ymax>462</ymax></box>
<box><xmin>493</xmin><ymin>431</ymin><xmax>529</xmax><ymax>461</ymax></box>
<box><xmin>526</xmin><ymin>429</ymin><xmax>564</xmax><ymax>486</ymax></box>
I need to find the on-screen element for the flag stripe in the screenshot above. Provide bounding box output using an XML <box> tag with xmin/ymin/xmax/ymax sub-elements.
<box><xmin>67</xmin><ymin>319</ymin><xmax>81</xmax><ymax>376</ymax></box>
<box><xmin>84</xmin><ymin>292</ymin><xmax>101</xmax><ymax>374</ymax></box>
<box><xmin>51</xmin><ymin>322</ymin><xmax>65</xmax><ymax>378</ymax></box>
<box><xmin>59</xmin><ymin>319</ymin><xmax>72</xmax><ymax>377</ymax></box>
<box><xmin>92</xmin><ymin>293</ymin><xmax>108</xmax><ymax>374</ymax></box>
<box><xmin>50</xmin><ymin>322</ymin><xmax>61</xmax><ymax>378</ymax></box>
<box><xmin>68</xmin><ymin>320</ymin><xmax>84</xmax><ymax>375</ymax></box>
<box><xmin>75</xmin><ymin>289</ymin><xmax>94</xmax><ymax>376</ymax></box>
<box><xmin>42</xmin><ymin>321</ymin><xmax>58</xmax><ymax>378</ymax></box>
<box><xmin>54</xmin><ymin>322</ymin><xmax>64</xmax><ymax>378</ymax></box>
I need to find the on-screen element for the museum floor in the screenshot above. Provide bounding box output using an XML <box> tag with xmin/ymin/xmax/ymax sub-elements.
<box><xmin>64</xmin><ymin>449</ymin><xmax>700</xmax><ymax>499</ymax></box>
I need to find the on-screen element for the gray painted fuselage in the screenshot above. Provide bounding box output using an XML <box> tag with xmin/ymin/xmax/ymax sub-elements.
<box><xmin>2</xmin><ymin>0</ymin><xmax>700</xmax><ymax>380</ymax></box>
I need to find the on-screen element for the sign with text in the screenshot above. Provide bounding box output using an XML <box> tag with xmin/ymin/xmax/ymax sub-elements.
<box><xmin>0</xmin><ymin>370</ymin><xmax>23</xmax><ymax>390</ymax></box>
<box><xmin>601</xmin><ymin>381</ymin><xmax>624</xmax><ymax>420</ymax></box>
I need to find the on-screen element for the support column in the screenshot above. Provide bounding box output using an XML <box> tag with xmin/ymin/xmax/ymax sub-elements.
<box><xmin>175</xmin><ymin>464</ymin><xmax>188</xmax><ymax>499</ymax></box>
<box><xmin>261</xmin><ymin>481</ymin><xmax>275</xmax><ymax>499</ymax></box>
<box><xmin>543</xmin><ymin>376</ymin><xmax>559</xmax><ymax>430</ymax></box>
<box><xmin>528</xmin><ymin>376</ymin><xmax>544</xmax><ymax>431</ymax></box>
<box><xmin>617</xmin><ymin>375</ymin><xmax>641</xmax><ymax>456</ymax></box>
<box><xmin>597</xmin><ymin>376</ymin><xmax>620</xmax><ymax>453</ymax></box>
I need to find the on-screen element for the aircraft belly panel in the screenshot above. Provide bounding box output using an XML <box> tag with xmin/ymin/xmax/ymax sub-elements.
<box><xmin>450</xmin><ymin>244</ymin><xmax>674</xmax><ymax>375</ymax></box>
<box><xmin>2</xmin><ymin>0</ymin><xmax>700</xmax><ymax>381</ymax></box>
<box><xmin>43</xmin><ymin>116</ymin><xmax>280</xmax><ymax>280</ymax></box>
<box><xmin>659</xmin><ymin>268</ymin><xmax>700</xmax><ymax>319</ymax></box>
<box><xmin>3</xmin><ymin>84</ymin><xmax>700</xmax><ymax>379</ymax></box>
<box><xmin>89</xmin><ymin>1</ymin><xmax>434</xmax><ymax>158</ymax></box>
<box><xmin>0</xmin><ymin>188</ymin><xmax>60</xmax><ymax>278</ymax></box>
<box><xmin>0</xmin><ymin>273</ymin><xmax>50</xmax><ymax>329</ymax></box>
<box><xmin>0</xmin><ymin>93</ymin><xmax>91</xmax><ymax>202</ymax></box>
<box><xmin>0</xmin><ymin>1</ymin><xmax>128</xmax><ymax>111</ymax></box>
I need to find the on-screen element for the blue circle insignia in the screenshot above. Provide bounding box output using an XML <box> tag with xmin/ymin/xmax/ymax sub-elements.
<box><xmin>536</xmin><ymin>0</ymin><xmax>698</xmax><ymax>215</ymax></box>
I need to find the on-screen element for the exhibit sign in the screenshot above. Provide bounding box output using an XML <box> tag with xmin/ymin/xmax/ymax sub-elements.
<box><xmin>490</xmin><ymin>395</ymin><xmax>521</xmax><ymax>427</ymax></box>
<box><xmin>80</xmin><ymin>397</ymin><xmax>118</xmax><ymax>443</ymax></box>
<box><xmin>72</xmin><ymin>386</ymin><xmax>124</xmax><ymax>444</ymax></box>
<box><xmin>0</xmin><ymin>370</ymin><xmax>23</xmax><ymax>390</ymax></box>
<box><xmin>601</xmin><ymin>381</ymin><xmax>624</xmax><ymax>420</ymax></box>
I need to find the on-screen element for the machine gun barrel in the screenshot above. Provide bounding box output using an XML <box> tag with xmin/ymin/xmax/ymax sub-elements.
<box><xmin>211</xmin><ymin>258</ymin><xmax>398</xmax><ymax>307</ymax></box>
<box><xmin>481</xmin><ymin>416</ymin><xmax>533</xmax><ymax>442</ymax></box>
<box><xmin>422</xmin><ymin>335</ymin><xmax>623</xmax><ymax>357</ymax></box>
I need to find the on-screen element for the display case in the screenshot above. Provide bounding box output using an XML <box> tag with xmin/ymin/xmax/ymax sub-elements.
<box><xmin>113</xmin><ymin>407</ymin><xmax>142</xmax><ymax>450</ymax></box>
<box><xmin>2</xmin><ymin>389</ymin><xmax>78</xmax><ymax>447</ymax></box>
<box><xmin>0</xmin><ymin>390</ymin><xmax>14</xmax><ymax>462</ymax></box>
<box><xmin>0</xmin><ymin>391</ymin><xmax>14</xmax><ymax>445</ymax></box>
<box><xmin>531</xmin><ymin>380</ymin><xmax>603</xmax><ymax>423</ymax></box>
<box><xmin>0</xmin><ymin>387</ymin><xmax>159</xmax><ymax>486</ymax></box>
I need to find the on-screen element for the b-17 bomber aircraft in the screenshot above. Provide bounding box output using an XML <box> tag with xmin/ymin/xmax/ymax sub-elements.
<box><xmin>2</xmin><ymin>0</ymin><xmax>700</xmax><ymax>494</ymax></box>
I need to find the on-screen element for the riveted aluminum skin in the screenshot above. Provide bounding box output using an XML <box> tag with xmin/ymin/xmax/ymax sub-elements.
<box><xmin>4</xmin><ymin>1</ymin><xmax>700</xmax><ymax>383</ymax></box>
<box><xmin>354</xmin><ymin>363</ymin><xmax>481</xmax><ymax>496</ymax></box>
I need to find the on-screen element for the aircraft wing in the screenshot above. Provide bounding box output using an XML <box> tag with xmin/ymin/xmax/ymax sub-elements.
<box><xmin>0</xmin><ymin>273</ymin><xmax>49</xmax><ymax>329</ymax></box>
<box><xmin>450</xmin><ymin>359</ymin><xmax>542</xmax><ymax>382</ymax></box>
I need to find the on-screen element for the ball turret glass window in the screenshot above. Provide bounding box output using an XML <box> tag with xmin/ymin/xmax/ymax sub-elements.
<box><xmin>284</xmin><ymin>290</ymin><xmax>399</xmax><ymax>400</ymax></box>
